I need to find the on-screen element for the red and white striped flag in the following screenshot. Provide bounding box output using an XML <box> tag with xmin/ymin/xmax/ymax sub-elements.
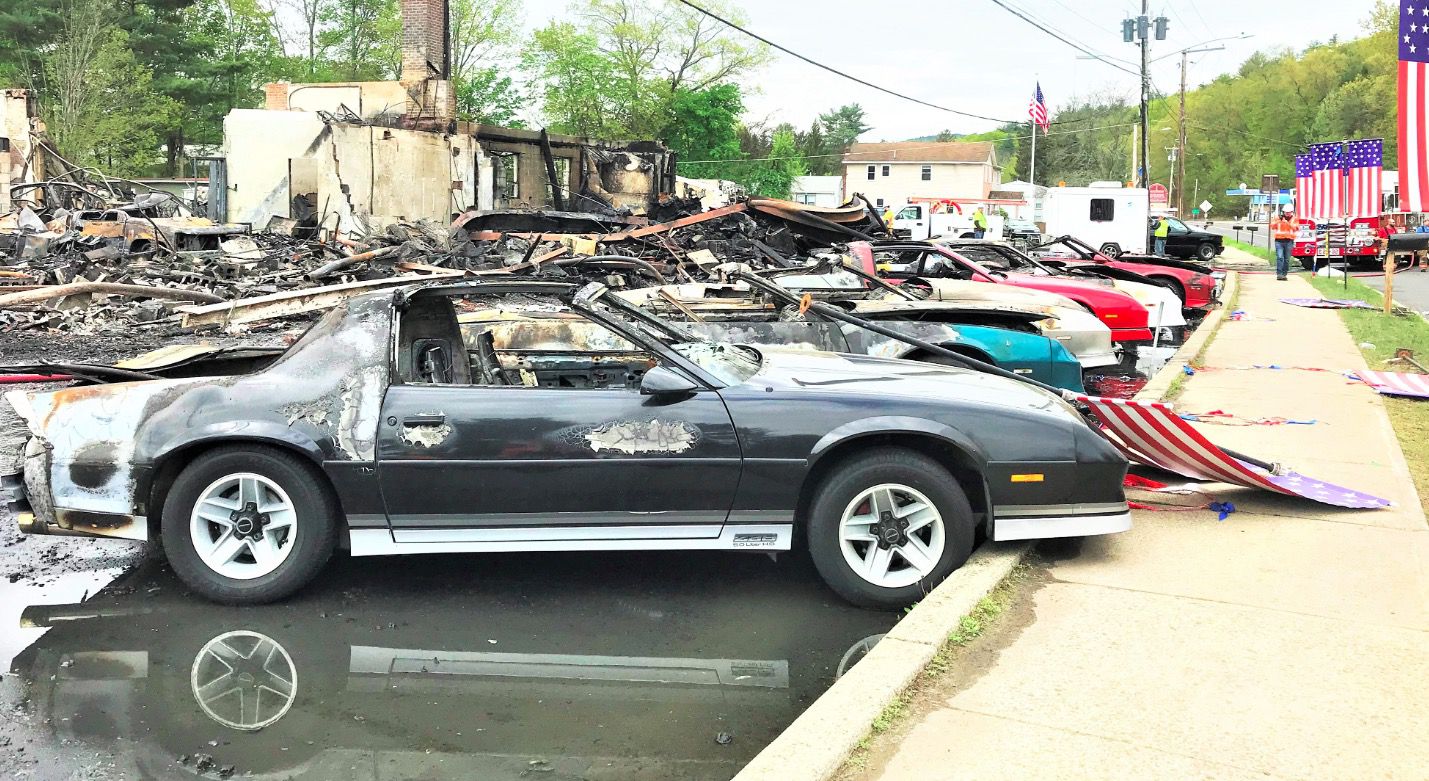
<box><xmin>1401</xmin><ymin>0</ymin><xmax>1428</xmax><ymax>212</ymax></box>
<box><xmin>1028</xmin><ymin>82</ymin><xmax>1049</xmax><ymax>135</ymax></box>
<box><xmin>1295</xmin><ymin>140</ymin><xmax>1382</xmax><ymax>220</ymax></box>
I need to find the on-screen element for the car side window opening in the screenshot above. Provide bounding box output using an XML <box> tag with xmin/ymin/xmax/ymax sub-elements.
<box><xmin>1167</xmin><ymin>218</ymin><xmax>1189</xmax><ymax>233</ymax></box>
<box><xmin>896</xmin><ymin>206</ymin><xmax>921</xmax><ymax>220</ymax></box>
<box><xmin>1089</xmin><ymin>198</ymin><xmax>1115</xmax><ymax>222</ymax></box>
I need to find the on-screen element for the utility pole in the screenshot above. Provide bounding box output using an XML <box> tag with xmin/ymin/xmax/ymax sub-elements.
<box><xmin>1139</xmin><ymin>0</ymin><xmax>1150</xmax><ymax>190</ymax></box>
<box><xmin>1122</xmin><ymin>7</ymin><xmax>1168</xmax><ymax>190</ymax></box>
<box><xmin>1175</xmin><ymin>45</ymin><xmax>1224</xmax><ymax>217</ymax></box>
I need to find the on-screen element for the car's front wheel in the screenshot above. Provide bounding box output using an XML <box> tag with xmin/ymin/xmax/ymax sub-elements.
<box><xmin>161</xmin><ymin>446</ymin><xmax>338</xmax><ymax>604</ymax></box>
<box><xmin>1099</xmin><ymin>242</ymin><xmax>1122</xmax><ymax>257</ymax></box>
<box><xmin>806</xmin><ymin>448</ymin><xmax>976</xmax><ymax>608</ymax></box>
<box><xmin>1196</xmin><ymin>242</ymin><xmax>1218</xmax><ymax>261</ymax></box>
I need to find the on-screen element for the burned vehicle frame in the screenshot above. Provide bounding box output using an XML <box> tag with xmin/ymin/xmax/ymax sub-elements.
<box><xmin>612</xmin><ymin>260</ymin><xmax>1086</xmax><ymax>392</ymax></box>
<box><xmin>3</xmin><ymin>279</ymin><xmax>1131</xmax><ymax>608</ymax></box>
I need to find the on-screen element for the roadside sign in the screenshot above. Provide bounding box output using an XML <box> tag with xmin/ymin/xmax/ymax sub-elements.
<box><xmin>1149</xmin><ymin>183</ymin><xmax>1169</xmax><ymax>205</ymax></box>
<box><xmin>1261</xmin><ymin>174</ymin><xmax>1280</xmax><ymax>194</ymax></box>
<box><xmin>1192</xmin><ymin>208</ymin><xmax>1201</xmax><ymax>216</ymax></box>
<box><xmin>1200</xmin><ymin>200</ymin><xmax>1213</xmax><ymax>214</ymax></box>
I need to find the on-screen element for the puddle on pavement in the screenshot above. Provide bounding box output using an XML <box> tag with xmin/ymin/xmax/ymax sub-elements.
<box><xmin>1084</xmin><ymin>344</ymin><xmax>1180</xmax><ymax>399</ymax></box>
<box><xmin>1</xmin><ymin>548</ymin><xmax>896</xmax><ymax>780</ymax></box>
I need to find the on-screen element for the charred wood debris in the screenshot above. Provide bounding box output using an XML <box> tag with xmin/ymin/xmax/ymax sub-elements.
<box><xmin>2</xmin><ymin>181</ymin><xmax>889</xmax><ymax>338</ymax></box>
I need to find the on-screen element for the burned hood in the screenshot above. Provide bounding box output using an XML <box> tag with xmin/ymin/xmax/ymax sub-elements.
<box><xmin>909</xmin><ymin>278</ymin><xmax>1081</xmax><ymax>310</ymax></box>
<box><xmin>744</xmin><ymin>348</ymin><xmax>1080</xmax><ymax>422</ymax></box>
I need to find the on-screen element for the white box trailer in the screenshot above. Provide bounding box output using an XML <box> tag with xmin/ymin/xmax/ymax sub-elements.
<box><xmin>1042</xmin><ymin>184</ymin><xmax>1149</xmax><ymax>256</ymax></box>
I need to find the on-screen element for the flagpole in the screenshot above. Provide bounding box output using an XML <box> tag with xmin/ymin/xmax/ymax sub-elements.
<box><xmin>1030</xmin><ymin>119</ymin><xmax>1037</xmax><ymax>187</ymax></box>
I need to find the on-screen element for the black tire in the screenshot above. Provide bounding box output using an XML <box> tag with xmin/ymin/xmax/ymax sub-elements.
<box><xmin>1196</xmin><ymin>243</ymin><xmax>1217</xmax><ymax>261</ymax></box>
<box><xmin>806</xmin><ymin>448</ymin><xmax>976</xmax><ymax>609</ymax></box>
<box><xmin>1099</xmin><ymin>243</ymin><xmax>1122</xmax><ymax>257</ymax></box>
<box><xmin>161</xmin><ymin>446</ymin><xmax>338</xmax><ymax>604</ymax></box>
<box><xmin>1298</xmin><ymin>256</ymin><xmax>1316</xmax><ymax>271</ymax></box>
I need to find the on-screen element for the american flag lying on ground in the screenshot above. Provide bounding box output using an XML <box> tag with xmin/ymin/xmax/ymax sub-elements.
<box><xmin>1077</xmin><ymin>395</ymin><xmax>1392</xmax><ymax>510</ymax></box>
<box><xmin>1279</xmin><ymin>298</ymin><xmax>1375</xmax><ymax>309</ymax></box>
<box><xmin>1356</xmin><ymin>370</ymin><xmax>1429</xmax><ymax>399</ymax></box>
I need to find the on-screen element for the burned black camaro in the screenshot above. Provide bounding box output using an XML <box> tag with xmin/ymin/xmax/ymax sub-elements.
<box><xmin>2</xmin><ymin>281</ymin><xmax>1130</xmax><ymax>608</ymax></box>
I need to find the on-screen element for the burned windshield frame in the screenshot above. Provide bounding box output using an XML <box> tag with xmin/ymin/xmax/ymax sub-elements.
<box><xmin>759</xmin><ymin>258</ymin><xmax>922</xmax><ymax>302</ymax></box>
<box><xmin>574</xmin><ymin>281</ymin><xmax>703</xmax><ymax>345</ymax></box>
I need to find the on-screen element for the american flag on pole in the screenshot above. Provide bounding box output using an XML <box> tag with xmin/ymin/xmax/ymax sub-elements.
<box><xmin>1401</xmin><ymin>1</ymin><xmax>1429</xmax><ymax>212</ymax></box>
<box><xmin>1295</xmin><ymin>140</ymin><xmax>1383</xmax><ymax>220</ymax></box>
<box><xmin>1028</xmin><ymin>82</ymin><xmax>1049</xmax><ymax>135</ymax></box>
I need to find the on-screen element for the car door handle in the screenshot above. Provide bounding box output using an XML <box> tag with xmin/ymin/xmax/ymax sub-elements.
<box><xmin>402</xmin><ymin>413</ymin><xmax>446</xmax><ymax>426</ymax></box>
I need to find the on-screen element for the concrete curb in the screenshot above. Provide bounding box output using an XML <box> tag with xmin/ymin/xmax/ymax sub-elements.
<box><xmin>733</xmin><ymin>276</ymin><xmax>1242</xmax><ymax>781</ymax></box>
<box><xmin>731</xmin><ymin>541</ymin><xmax>1032</xmax><ymax>781</ymax></box>
<box><xmin>1137</xmin><ymin>271</ymin><xmax>1241</xmax><ymax>401</ymax></box>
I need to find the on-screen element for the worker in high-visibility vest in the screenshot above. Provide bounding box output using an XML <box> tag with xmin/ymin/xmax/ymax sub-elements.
<box><xmin>1270</xmin><ymin>210</ymin><xmax>1298</xmax><ymax>280</ymax></box>
<box><xmin>882</xmin><ymin>207</ymin><xmax>895</xmax><ymax>232</ymax></box>
<box><xmin>1152</xmin><ymin>216</ymin><xmax>1170</xmax><ymax>256</ymax></box>
<box><xmin>972</xmin><ymin>207</ymin><xmax>988</xmax><ymax>239</ymax></box>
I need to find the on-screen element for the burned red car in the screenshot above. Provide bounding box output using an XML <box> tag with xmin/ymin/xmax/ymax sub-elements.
<box><xmin>849</xmin><ymin>240</ymin><xmax>1154</xmax><ymax>345</ymax></box>
<box><xmin>1032</xmin><ymin>235</ymin><xmax>1222</xmax><ymax>311</ymax></box>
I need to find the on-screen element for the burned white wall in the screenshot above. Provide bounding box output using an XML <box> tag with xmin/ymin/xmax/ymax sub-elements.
<box><xmin>222</xmin><ymin>108</ymin><xmax>484</xmax><ymax>233</ymax></box>
<box><xmin>1</xmin><ymin>89</ymin><xmax>36</xmax><ymax>213</ymax></box>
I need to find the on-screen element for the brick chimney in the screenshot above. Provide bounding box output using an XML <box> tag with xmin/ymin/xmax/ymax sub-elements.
<box><xmin>400</xmin><ymin>0</ymin><xmax>455</xmax><ymax>122</ymax></box>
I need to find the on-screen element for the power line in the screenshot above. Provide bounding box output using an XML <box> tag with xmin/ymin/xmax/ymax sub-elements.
<box><xmin>676</xmin><ymin>122</ymin><xmax>1141</xmax><ymax>165</ymax></box>
<box><xmin>985</xmin><ymin>0</ymin><xmax>1140</xmax><ymax>76</ymax></box>
<box><xmin>671</xmin><ymin>0</ymin><xmax>1021</xmax><ymax>125</ymax></box>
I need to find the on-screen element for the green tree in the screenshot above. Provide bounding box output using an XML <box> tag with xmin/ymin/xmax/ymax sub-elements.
<box><xmin>523</xmin><ymin>0</ymin><xmax>766</xmax><ymax>139</ymax></box>
<box><xmin>45</xmin><ymin>14</ymin><xmax>180</xmax><ymax>175</ymax></box>
<box><xmin>456</xmin><ymin>68</ymin><xmax>527</xmax><ymax>126</ymax></box>
<box><xmin>741</xmin><ymin>128</ymin><xmax>806</xmax><ymax>197</ymax></box>
<box><xmin>665</xmin><ymin>84</ymin><xmax>744</xmax><ymax>179</ymax></box>
<box><xmin>317</xmin><ymin>0</ymin><xmax>393</xmax><ymax>80</ymax></box>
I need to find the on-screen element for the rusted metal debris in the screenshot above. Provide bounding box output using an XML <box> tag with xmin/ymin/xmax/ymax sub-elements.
<box><xmin>3</xmin><ymin>191</ymin><xmax>890</xmax><ymax>335</ymax></box>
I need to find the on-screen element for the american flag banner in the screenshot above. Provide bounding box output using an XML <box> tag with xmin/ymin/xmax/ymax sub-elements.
<box><xmin>1076</xmin><ymin>395</ymin><xmax>1392</xmax><ymax>510</ymax></box>
<box><xmin>1401</xmin><ymin>0</ymin><xmax>1428</xmax><ymax>212</ymax></box>
<box><xmin>1295</xmin><ymin>140</ymin><xmax>1383</xmax><ymax>220</ymax></box>
<box><xmin>1028</xmin><ymin>82</ymin><xmax>1049</xmax><ymax>135</ymax></box>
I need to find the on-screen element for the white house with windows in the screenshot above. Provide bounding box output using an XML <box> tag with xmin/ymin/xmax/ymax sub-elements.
<box><xmin>841</xmin><ymin>141</ymin><xmax>1002</xmax><ymax>211</ymax></box>
<box><xmin>790</xmin><ymin>175</ymin><xmax>843</xmax><ymax>206</ymax></box>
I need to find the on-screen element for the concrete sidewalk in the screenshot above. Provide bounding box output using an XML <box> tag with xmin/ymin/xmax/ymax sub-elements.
<box><xmin>857</xmin><ymin>268</ymin><xmax>1429</xmax><ymax>780</ymax></box>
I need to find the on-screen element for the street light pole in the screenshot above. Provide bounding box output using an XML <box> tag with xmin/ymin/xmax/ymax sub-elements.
<box><xmin>1175</xmin><ymin>45</ymin><xmax>1224</xmax><ymax>219</ymax></box>
<box><xmin>1139</xmin><ymin>0</ymin><xmax>1150</xmax><ymax>190</ymax></box>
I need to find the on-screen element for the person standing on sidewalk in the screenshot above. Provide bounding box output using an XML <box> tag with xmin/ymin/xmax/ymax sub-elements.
<box><xmin>1270</xmin><ymin>210</ymin><xmax>1297</xmax><ymax>280</ymax></box>
<box><xmin>1152</xmin><ymin>216</ymin><xmax>1170</xmax><ymax>256</ymax></box>
<box><xmin>972</xmin><ymin>206</ymin><xmax>988</xmax><ymax>239</ymax></box>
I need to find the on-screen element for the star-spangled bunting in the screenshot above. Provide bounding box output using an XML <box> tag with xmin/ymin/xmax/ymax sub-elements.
<box><xmin>1295</xmin><ymin>139</ymin><xmax>1382</xmax><ymax>221</ymax></box>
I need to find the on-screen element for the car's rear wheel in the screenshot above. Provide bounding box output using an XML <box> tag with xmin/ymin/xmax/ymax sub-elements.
<box><xmin>1196</xmin><ymin>242</ymin><xmax>1218</xmax><ymax>261</ymax></box>
<box><xmin>161</xmin><ymin>446</ymin><xmax>337</xmax><ymax>604</ymax></box>
<box><xmin>806</xmin><ymin>448</ymin><xmax>975</xmax><ymax>608</ymax></box>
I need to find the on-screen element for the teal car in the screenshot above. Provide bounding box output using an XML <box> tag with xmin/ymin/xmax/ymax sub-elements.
<box><xmin>617</xmin><ymin>278</ymin><xmax>1087</xmax><ymax>393</ymax></box>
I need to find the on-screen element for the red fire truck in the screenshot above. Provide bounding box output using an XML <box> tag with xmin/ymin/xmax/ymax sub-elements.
<box><xmin>1291</xmin><ymin>217</ymin><xmax>1381</xmax><ymax>270</ymax></box>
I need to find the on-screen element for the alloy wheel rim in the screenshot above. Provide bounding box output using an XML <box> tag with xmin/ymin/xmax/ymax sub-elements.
<box><xmin>189</xmin><ymin>473</ymin><xmax>298</xmax><ymax>580</ymax></box>
<box><xmin>191</xmin><ymin>629</ymin><xmax>297</xmax><ymax>731</ymax></box>
<box><xmin>839</xmin><ymin>483</ymin><xmax>945</xmax><ymax>589</ymax></box>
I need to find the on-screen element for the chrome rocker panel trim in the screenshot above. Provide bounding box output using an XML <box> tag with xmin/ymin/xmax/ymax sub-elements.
<box><xmin>349</xmin><ymin>523</ymin><xmax>794</xmax><ymax>555</ymax></box>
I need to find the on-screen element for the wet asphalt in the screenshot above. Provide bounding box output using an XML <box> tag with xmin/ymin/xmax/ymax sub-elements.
<box><xmin>0</xmin><ymin>508</ymin><xmax>895</xmax><ymax>781</ymax></box>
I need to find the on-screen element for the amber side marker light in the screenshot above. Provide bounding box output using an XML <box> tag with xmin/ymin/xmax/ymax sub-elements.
<box><xmin>1010</xmin><ymin>474</ymin><xmax>1044</xmax><ymax>483</ymax></box>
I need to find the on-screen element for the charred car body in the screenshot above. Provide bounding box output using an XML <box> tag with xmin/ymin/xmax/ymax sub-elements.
<box><xmin>3</xmin><ymin>280</ymin><xmax>1130</xmax><ymax>608</ymax></box>
<box><xmin>614</xmin><ymin>267</ymin><xmax>1086</xmax><ymax>392</ymax></box>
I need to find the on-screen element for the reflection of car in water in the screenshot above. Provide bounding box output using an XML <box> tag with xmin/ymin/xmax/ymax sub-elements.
<box><xmin>9</xmin><ymin>555</ymin><xmax>895</xmax><ymax>780</ymax></box>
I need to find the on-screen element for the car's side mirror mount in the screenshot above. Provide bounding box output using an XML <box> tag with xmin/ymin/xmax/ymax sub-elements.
<box><xmin>640</xmin><ymin>365</ymin><xmax>698</xmax><ymax>396</ymax></box>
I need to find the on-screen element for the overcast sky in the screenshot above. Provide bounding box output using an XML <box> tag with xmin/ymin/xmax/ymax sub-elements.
<box><xmin>510</xmin><ymin>0</ymin><xmax>1380</xmax><ymax>140</ymax></box>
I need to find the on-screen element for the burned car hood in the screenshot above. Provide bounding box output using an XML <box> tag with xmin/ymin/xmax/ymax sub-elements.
<box><xmin>743</xmin><ymin>348</ymin><xmax>1078</xmax><ymax>420</ymax></box>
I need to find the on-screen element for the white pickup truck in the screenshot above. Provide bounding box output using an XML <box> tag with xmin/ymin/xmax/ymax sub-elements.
<box><xmin>892</xmin><ymin>203</ymin><xmax>1004</xmax><ymax>241</ymax></box>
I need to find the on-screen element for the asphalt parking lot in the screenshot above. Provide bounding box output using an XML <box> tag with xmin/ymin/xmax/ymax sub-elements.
<box><xmin>0</xmin><ymin>514</ymin><xmax>896</xmax><ymax>781</ymax></box>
